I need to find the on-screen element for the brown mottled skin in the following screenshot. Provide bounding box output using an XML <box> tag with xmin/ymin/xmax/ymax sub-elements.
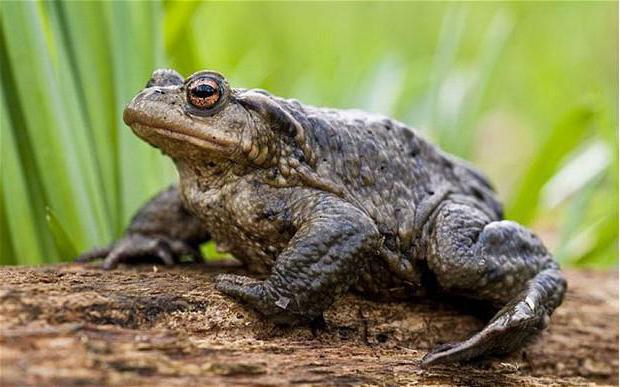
<box><xmin>77</xmin><ymin>69</ymin><xmax>566</xmax><ymax>365</ymax></box>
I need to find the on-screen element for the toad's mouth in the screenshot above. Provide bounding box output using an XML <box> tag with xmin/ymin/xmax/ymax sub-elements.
<box><xmin>130</xmin><ymin>123</ymin><xmax>231</xmax><ymax>152</ymax></box>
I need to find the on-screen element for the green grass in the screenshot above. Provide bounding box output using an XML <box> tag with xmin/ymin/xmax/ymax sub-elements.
<box><xmin>1</xmin><ymin>1</ymin><xmax>617</xmax><ymax>267</ymax></box>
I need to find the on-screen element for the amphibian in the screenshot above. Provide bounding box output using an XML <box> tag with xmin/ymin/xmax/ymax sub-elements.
<box><xmin>77</xmin><ymin>69</ymin><xmax>567</xmax><ymax>365</ymax></box>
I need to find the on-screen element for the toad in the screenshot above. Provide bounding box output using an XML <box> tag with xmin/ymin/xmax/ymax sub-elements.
<box><xmin>77</xmin><ymin>69</ymin><xmax>566</xmax><ymax>365</ymax></box>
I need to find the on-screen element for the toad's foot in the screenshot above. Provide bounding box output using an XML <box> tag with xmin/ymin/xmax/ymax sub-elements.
<box><xmin>214</xmin><ymin>273</ymin><xmax>285</xmax><ymax>318</ymax></box>
<box><xmin>422</xmin><ymin>297</ymin><xmax>548</xmax><ymax>366</ymax></box>
<box><xmin>75</xmin><ymin>234</ymin><xmax>204</xmax><ymax>270</ymax></box>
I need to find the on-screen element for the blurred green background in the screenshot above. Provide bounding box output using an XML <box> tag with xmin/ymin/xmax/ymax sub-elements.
<box><xmin>1</xmin><ymin>1</ymin><xmax>617</xmax><ymax>267</ymax></box>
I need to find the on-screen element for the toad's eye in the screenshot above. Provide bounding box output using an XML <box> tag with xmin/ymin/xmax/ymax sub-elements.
<box><xmin>187</xmin><ymin>78</ymin><xmax>221</xmax><ymax>109</ymax></box>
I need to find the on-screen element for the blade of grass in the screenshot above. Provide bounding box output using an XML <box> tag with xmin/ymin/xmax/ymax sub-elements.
<box><xmin>104</xmin><ymin>1</ymin><xmax>175</xmax><ymax>226</ymax></box>
<box><xmin>451</xmin><ymin>10</ymin><xmax>513</xmax><ymax>158</ymax></box>
<box><xmin>554</xmin><ymin>172</ymin><xmax>605</xmax><ymax>264</ymax></box>
<box><xmin>506</xmin><ymin>106</ymin><xmax>597</xmax><ymax>224</ymax></box>
<box><xmin>67</xmin><ymin>2</ymin><xmax>121</xmax><ymax>236</ymax></box>
<box><xmin>424</xmin><ymin>6</ymin><xmax>467</xmax><ymax>140</ymax></box>
<box><xmin>201</xmin><ymin>242</ymin><xmax>231</xmax><ymax>261</ymax></box>
<box><xmin>49</xmin><ymin>1</ymin><xmax>116</xmax><ymax>240</ymax></box>
<box><xmin>357</xmin><ymin>56</ymin><xmax>405</xmax><ymax>117</ymax></box>
<box><xmin>0</xmin><ymin>17</ymin><xmax>55</xmax><ymax>263</ymax></box>
<box><xmin>0</xmin><ymin>192</ymin><xmax>16</xmax><ymax>265</ymax></box>
<box><xmin>0</xmin><ymin>89</ymin><xmax>29</xmax><ymax>265</ymax></box>
<box><xmin>2</xmin><ymin>2</ymin><xmax>105</xmax><ymax>260</ymax></box>
<box><xmin>0</xmin><ymin>85</ymin><xmax>46</xmax><ymax>264</ymax></box>
<box><xmin>573</xmin><ymin>212</ymin><xmax>618</xmax><ymax>267</ymax></box>
<box><xmin>0</xmin><ymin>110</ymin><xmax>14</xmax><ymax>264</ymax></box>
<box><xmin>38</xmin><ymin>1</ymin><xmax>113</xmax><ymax>251</ymax></box>
<box><xmin>164</xmin><ymin>1</ymin><xmax>203</xmax><ymax>75</ymax></box>
<box><xmin>541</xmin><ymin>141</ymin><xmax>611</xmax><ymax>210</ymax></box>
<box><xmin>45</xmin><ymin>206</ymin><xmax>78</xmax><ymax>260</ymax></box>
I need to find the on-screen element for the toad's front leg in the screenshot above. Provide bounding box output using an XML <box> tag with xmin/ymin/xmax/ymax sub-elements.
<box><xmin>75</xmin><ymin>185</ymin><xmax>211</xmax><ymax>269</ymax></box>
<box><xmin>215</xmin><ymin>194</ymin><xmax>381</xmax><ymax>325</ymax></box>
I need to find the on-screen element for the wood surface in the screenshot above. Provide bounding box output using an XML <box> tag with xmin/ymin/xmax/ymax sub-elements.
<box><xmin>0</xmin><ymin>263</ymin><xmax>617</xmax><ymax>386</ymax></box>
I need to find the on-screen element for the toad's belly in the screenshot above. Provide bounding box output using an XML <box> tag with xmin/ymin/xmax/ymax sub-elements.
<box><xmin>180</xmin><ymin>179</ymin><xmax>295</xmax><ymax>273</ymax></box>
<box><xmin>181</xmin><ymin>175</ymin><xmax>429</xmax><ymax>294</ymax></box>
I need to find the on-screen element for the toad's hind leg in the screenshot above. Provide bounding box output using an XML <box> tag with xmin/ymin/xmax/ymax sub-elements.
<box><xmin>421</xmin><ymin>201</ymin><xmax>566</xmax><ymax>366</ymax></box>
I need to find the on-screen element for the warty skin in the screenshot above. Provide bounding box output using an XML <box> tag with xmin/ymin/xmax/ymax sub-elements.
<box><xmin>77</xmin><ymin>68</ymin><xmax>566</xmax><ymax>365</ymax></box>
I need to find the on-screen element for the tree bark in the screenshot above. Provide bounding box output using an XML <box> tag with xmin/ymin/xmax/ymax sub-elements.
<box><xmin>0</xmin><ymin>263</ymin><xmax>617</xmax><ymax>386</ymax></box>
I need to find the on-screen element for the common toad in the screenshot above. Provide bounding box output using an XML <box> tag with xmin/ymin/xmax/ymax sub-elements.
<box><xmin>77</xmin><ymin>69</ymin><xmax>566</xmax><ymax>365</ymax></box>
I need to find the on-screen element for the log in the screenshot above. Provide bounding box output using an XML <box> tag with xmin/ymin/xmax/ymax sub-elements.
<box><xmin>0</xmin><ymin>263</ymin><xmax>617</xmax><ymax>386</ymax></box>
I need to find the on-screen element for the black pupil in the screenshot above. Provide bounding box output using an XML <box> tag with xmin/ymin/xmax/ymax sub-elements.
<box><xmin>193</xmin><ymin>83</ymin><xmax>216</xmax><ymax>98</ymax></box>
